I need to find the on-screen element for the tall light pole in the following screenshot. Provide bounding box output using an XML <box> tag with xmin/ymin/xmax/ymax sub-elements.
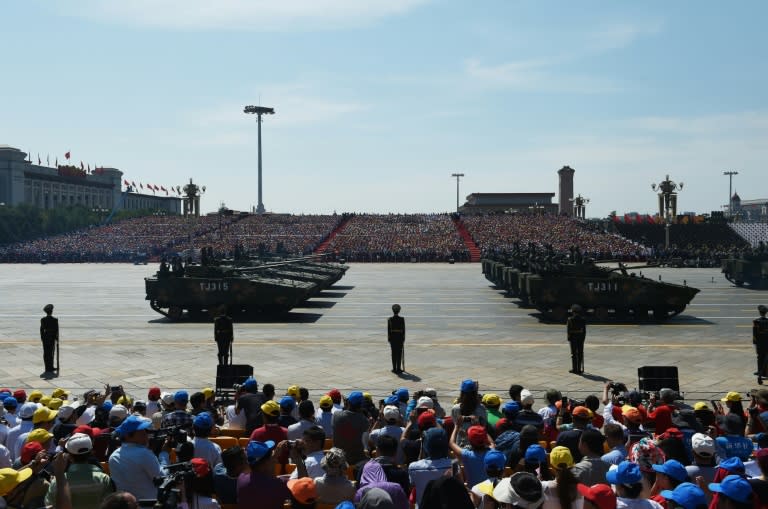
<box><xmin>723</xmin><ymin>171</ymin><xmax>738</xmax><ymax>218</ymax></box>
<box><xmin>451</xmin><ymin>173</ymin><xmax>464</xmax><ymax>213</ymax></box>
<box><xmin>244</xmin><ymin>105</ymin><xmax>275</xmax><ymax>214</ymax></box>
<box><xmin>651</xmin><ymin>174</ymin><xmax>683</xmax><ymax>250</ymax></box>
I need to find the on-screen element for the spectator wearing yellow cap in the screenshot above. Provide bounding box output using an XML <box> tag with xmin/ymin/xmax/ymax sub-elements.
<box><xmin>28</xmin><ymin>390</ymin><xmax>43</xmax><ymax>404</ymax></box>
<box><xmin>51</xmin><ymin>388</ymin><xmax>69</xmax><ymax>401</ymax></box>
<box><xmin>315</xmin><ymin>395</ymin><xmax>335</xmax><ymax>439</ymax></box>
<box><xmin>13</xmin><ymin>407</ymin><xmax>57</xmax><ymax>459</ymax></box>
<box><xmin>250</xmin><ymin>400</ymin><xmax>288</xmax><ymax>444</ymax></box>
<box><xmin>0</xmin><ymin>466</ymin><xmax>49</xmax><ymax>509</ymax></box>
<box><xmin>720</xmin><ymin>392</ymin><xmax>747</xmax><ymax>433</ymax></box>
<box><xmin>286</xmin><ymin>385</ymin><xmax>301</xmax><ymax>420</ymax></box>
<box><xmin>482</xmin><ymin>393</ymin><xmax>503</xmax><ymax>429</ymax></box>
<box><xmin>543</xmin><ymin>446</ymin><xmax>583</xmax><ymax>509</ymax></box>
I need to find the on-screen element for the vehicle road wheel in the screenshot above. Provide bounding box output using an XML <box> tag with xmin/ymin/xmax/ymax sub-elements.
<box><xmin>634</xmin><ymin>307</ymin><xmax>649</xmax><ymax>321</ymax></box>
<box><xmin>594</xmin><ymin>306</ymin><xmax>609</xmax><ymax>321</ymax></box>
<box><xmin>167</xmin><ymin>306</ymin><xmax>183</xmax><ymax>320</ymax></box>
<box><xmin>653</xmin><ymin>307</ymin><xmax>668</xmax><ymax>321</ymax></box>
<box><xmin>735</xmin><ymin>280</ymin><xmax>744</xmax><ymax>286</ymax></box>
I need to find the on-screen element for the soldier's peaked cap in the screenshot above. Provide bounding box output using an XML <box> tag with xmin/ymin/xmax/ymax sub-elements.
<box><xmin>43</xmin><ymin>304</ymin><xmax>54</xmax><ymax>312</ymax></box>
<box><xmin>570</xmin><ymin>304</ymin><xmax>582</xmax><ymax>313</ymax></box>
<box><xmin>392</xmin><ymin>304</ymin><xmax>401</xmax><ymax>313</ymax></box>
<box><xmin>759</xmin><ymin>305</ymin><xmax>767</xmax><ymax>314</ymax></box>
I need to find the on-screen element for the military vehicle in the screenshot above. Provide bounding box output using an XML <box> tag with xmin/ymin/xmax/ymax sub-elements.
<box><xmin>145</xmin><ymin>253</ymin><xmax>348</xmax><ymax>320</ymax></box>
<box><xmin>482</xmin><ymin>247</ymin><xmax>699</xmax><ymax>322</ymax></box>
<box><xmin>722</xmin><ymin>250</ymin><xmax>768</xmax><ymax>289</ymax></box>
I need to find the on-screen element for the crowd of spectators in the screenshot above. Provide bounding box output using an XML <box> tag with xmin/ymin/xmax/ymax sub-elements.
<box><xmin>613</xmin><ymin>224</ymin><xmax>750</xmax><ymax>266</ymax></box>
<box><xmin>2</xmin><ymin>378</ymin><xmax>768</xmax><ymax>508</ymax></box>
<box><xmin>463</xmin><ymin>214</ymin><xmax>645</xmax><ymax>261</ymax></box>
<box><xmin>326</xmin><ymin>214</ymin><xmax>470</xmax><ymax>262</ymax></box>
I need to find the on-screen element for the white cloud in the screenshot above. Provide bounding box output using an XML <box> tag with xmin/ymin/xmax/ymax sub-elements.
<box><xmin>625</xmin><ymin>111</ymin><xmax>768</xmax><ymax>136</ymax></box>
<box><xmin>585</xmin><ymin>20</ymin><xmax>664</xmax><ymax>53</ymax></box>
<box><xmin>65</xmin><ymin>0</ymin><xmax>429</xmax><ymax>30</ymax></box>
<box><xmin>464</xmin><ymin>58</ymin><xmax>619</xmax><ymax>93</ymax></box>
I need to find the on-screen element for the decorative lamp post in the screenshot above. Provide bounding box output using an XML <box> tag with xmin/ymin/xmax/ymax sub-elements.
<box><xmin>244</xmin><ymin>105</ymin><xmax>275</xmax><ymax>214</ymax></box>
<box><xmin>723</xmin><ymin>171</ymin><xmax>738</xmax><ymax>218</ymax></box>
<box><xmin>570</xmin><ymin>194</ymin><xmax>590</xmax><ymax>219</ymax></box>
<box><xmin>651</xmin><ymin>174</ymin><xmax>684</xmax><ymax>250</ymax></box>
<box><xmin>451</xmin><ymin>173</ymin><xmax>465</xmax><ymax>213</ymax></box>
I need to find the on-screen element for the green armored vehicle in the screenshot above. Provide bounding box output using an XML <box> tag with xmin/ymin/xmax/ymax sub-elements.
<box><xmin>722</xmin><ymin>248</ymin><xmax>768</xmax><ymax>289</ymax></box>
<box><xmin>525</xmin><ymin>262</ymin><xmax>700</xmax><ymax>322</ymax></box>
<box><xmin>145</xmin><ymin>253</ymin><xmax>347</xmax><ymax>320</ymax></box>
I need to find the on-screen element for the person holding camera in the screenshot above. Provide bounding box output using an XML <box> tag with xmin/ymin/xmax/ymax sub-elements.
<box><xmin>108</xmin><ymin>415</ymin><xmax>170</xmax><ymax>500</ymax></box>
<box><xmin>566</xmin><ymin>304</ymin><xmax>587</xmax><ymax>375</ymax></box>
<box><xmin>44</xmin><ymin>433</ymin><xmax>114</xmax><ymax>509</ymax></box>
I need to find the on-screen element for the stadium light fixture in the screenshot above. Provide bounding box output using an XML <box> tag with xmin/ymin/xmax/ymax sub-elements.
<box><xmin>244</xmin><ymin>105</ymin><xmax>276</xmax><ymax>214</ymax></box>
<box><xmin>723</xmin><ymin>171</ymin><xmax>738</xmax><ymax>217</ymax></box>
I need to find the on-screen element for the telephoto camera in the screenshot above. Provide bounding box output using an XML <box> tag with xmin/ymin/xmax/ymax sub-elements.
<box><xmin>608</xmin><ymin>382</ymin><xmax>628</xmax><ymax>395</ymax></box>
<box><xmin>142</xmin><ymin>461</ymin><xmax>195</xmax><ymax>509</ymax></box>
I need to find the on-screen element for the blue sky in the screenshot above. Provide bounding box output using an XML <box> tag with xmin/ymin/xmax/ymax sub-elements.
<box><xmin>1</xmin><ymin>1</ymin><xmax>766</xmax><ymax>216</ymax></box>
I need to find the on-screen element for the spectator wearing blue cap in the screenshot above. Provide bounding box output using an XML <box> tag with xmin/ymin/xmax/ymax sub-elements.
<box><xmin>451</xmin><ymin>379</ymin><xmax>488</xmax><ymax>448</ymax></box>
<box><xmin>109</xmin><ymin>415</ymin><xmax>169</xmax><ymax>500</ymax></box>
<box><xmin>523</xmin><ymin>444</ymin><xmax>552</xmax><ymax>480</ymax></box>
<box><xmin>607</xmin><ymin>461</ymin><xmax>663</xmax><ymax>509</ymax></box>
<box><xmin>238</xmin><ymin>439</ymin><xmax>308</xmax><ymax>509</ymax></box>
<box><xmin>332</xmin><ymin>391</ymin><xmax>369</xmax><ymax>467</ymax></box>
<box><xmin>278</xmin><ymin>396</ymin><xmax>298</xmax><ymax>428</ymax></box>
<box><xmin>709</xmin><ymin>475</ymin><xmax>753</xmax><ymax>509</ymax></box>
<box><xmin>192</xmin><ymin>412</ymin><xmax>222</xmax><ymax>468</ymax></box>
<box><xmin>161</xmin><ymin>390</ymin><xmax>193</xmax><ymax>432</ymax></box>
<box><xmin>470</xmin><ymin>448</ymin><xmax>508</xmax><ymax>505</ymax></box>
<box><xmin>659</xmin><ymin>482</ymin><xmax>707</xmax><ymax>509</ymax></box>
<box><xmin>394</xmin><ymin>388</ymin><xmax>409</xmax><ymax>420</ymax></box>
<box><xmin>650</xmin><ymin>459</ymin><xmax>690</xmax><ymax>507</ymax></box>
<box><xmin>236</xmin><ymin>377</ymin><xmax>266</xmax><ymax>436</ymax></box>
<box><xmin>3</xmin><ymin>397</ymin><xmax>19</xmax><ymax>429</ymax></box>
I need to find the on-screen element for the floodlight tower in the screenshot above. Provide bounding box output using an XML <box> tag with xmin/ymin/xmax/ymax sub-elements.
<box><xmin>451</xmin><ymin>173</ymin><xmax>465</xmax><ymax>213</ymax></box>
<box><xmin>244</xmin><ymin>105</ymin><xmax>275</xmax><ymax>214</ymax></box>
<box><xmin>651</xmin><ymin>174</ymin><xmax>684</xmax><ymax>250</ymax></box>
<box><xmin>723</xmin><ymin>171</ymin><xmax>738</xmax><ymax>218</ymax></box>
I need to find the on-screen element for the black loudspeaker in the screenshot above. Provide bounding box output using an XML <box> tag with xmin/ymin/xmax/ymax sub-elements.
<box><xmin>215</xmin><ymin>364</ymin><xmax>253</xmax><ymax>396</ymax></box>
<box><xmin>637</xmin><ymin>366</ymin><xmax>679</xmax><ymax>393</ymax></box>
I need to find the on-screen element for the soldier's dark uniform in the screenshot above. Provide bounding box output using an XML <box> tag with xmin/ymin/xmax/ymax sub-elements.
<box><xmin>754</xmin><ymin>305</ymin><xmax>768</xmax><ymax>378</ymax></box>
<box><xmin>40</xmin><ymin>304</ymin><xmax>58</xmax><ymax>372</ymax></box>
<box><xmin>566</xmin><ymin>305</ymin><xmax>587</xmax><ymax>374</ymax></box>
<box><xmin>214</xmin><ymin>311</ymin><xmax>234</xmax><ymax>365</ymax></box>
<box><xmin>388</xmin><ymin>304</ymin><xmax>405</xmax><ymax>373</ymax></box>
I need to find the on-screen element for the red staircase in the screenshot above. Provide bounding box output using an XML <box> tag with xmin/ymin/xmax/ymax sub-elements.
<box><xmin>452</xmin><ymin>216</ymin><xmax>481</xmax><ymax>262</ymax></box>
<box><xmin>314</xmin><ymin>215</ymin><xmax>351</xmax><ymax>255</ymax></box>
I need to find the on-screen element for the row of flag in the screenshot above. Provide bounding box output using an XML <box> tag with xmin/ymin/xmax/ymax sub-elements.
<box><xmin>123</xmin><ymin>181</ymin><xmax>181</xmax><ymax>196</ymax></box>
<box><xmin>28</xmin><ymin>150</ymin><xmax>103</xmax><ymax>174</ymax></box>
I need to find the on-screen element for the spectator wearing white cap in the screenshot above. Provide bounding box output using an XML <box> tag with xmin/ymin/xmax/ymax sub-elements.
<box><xmin>45</xmin><ymin>433</ymin><xmax>115</xmax><ymax>509</ymax></box>
<box><xmin>52</xmin><ymin>404</ymin><xmax>78</xmax><ymax>444</ymax></box>
<box><xmin>369</xmin><ymin>405</ymin><xmax>405</xmax><ymax>465</ymax></box>
<box><xmin>6</xmin><ymin>402</ymin><xmax>37</xmax><ymax>461</ymax></box>
<box><xmin>685</xmin><ymin>433</ymin><xmax>717</xmax><ymax>483</ymax></box>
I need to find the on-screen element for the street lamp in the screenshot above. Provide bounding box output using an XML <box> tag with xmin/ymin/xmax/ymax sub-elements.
<box><xmin>244</xmin><ymin>105</ymin><xmax>275</xmax><ymax>214</ymax></box>
<box><xmin>451</xmin><ymin>173</ymin><xmax>465</xmax><ymax>213</ymax></box>
<box><xmin>651</xmin><ymin>174</ymin><xmax>684</xmax><ymax>250</ymax></box>
<box><xmin>569</xmin><ymin>194</ymin><xmax>590</xmax><ymax>219</ymax></box>
<box><xmin>723</xmin><ymin>171</ymin><xmax>738</xmax><ymax>218</ymax></box>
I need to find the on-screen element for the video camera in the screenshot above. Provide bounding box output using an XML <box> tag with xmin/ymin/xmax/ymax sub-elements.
<box><xmin>147</xmin><ymin>426</ymin><xmax>188</xmax><ymax>455</ymax></box>
<box><xmin>607</xmin><ymin>382</ymin><xmax>628</xmax><ymax>396</ymax></box>
<box><xmin>138</xmin><ymin>462</ymin><xmax>196</xmax><ymax>509</ymax></box>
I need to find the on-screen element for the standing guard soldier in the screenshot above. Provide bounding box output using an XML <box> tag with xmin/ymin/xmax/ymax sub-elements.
<box><xmin>388</xmin><ymin>304</ymin><xmax>406</xmax><ymax>374</ymax></box>
<box><xmin>754</xmin><ymin>305</ymin><xmax>768</xmax><ymax>384</ymax></box>
<box><xmin>567</xmin><ymin>304</ymin><xmax>586</xmax><ymax>375</ymax></box>
<box><xmin>214</xmin><ymin>307</ymin><xmax>234</xmax><ymax>365</ymax></box>
<box><xmin>40</xmin><ymin>304</ymin><xmax>59</xmax><ymax>373</ymax></box>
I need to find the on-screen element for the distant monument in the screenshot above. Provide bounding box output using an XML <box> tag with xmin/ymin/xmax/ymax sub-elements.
<box><xmin>558</xmin><ymin>166</ymin><xmax>575</xmax><ymax>216</ymax></box>
<box><xmin>182</xmin><ymin>178</ymin><xmax>205</xmax><ymax>217</ymax></box>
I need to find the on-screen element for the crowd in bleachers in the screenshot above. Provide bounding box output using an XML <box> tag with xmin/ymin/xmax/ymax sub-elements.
<box><xmin>326</xmin><ymin>214</ymin><xmax>470</xmax><ymax>263</ymax></box>
<box><xmin>463</xmin><ymin>214</ymin><xmax>645</xmax><ymax>261</ymax></box>
<box><xmin>2</xmin><ymin>378</ymin><xmax>768</xmax><ymax>508</ymax></box>
<box><xmin>613</xmin><ymin>224</ymin><xmax>750</xmax><ymax>266</ymax></box>
<box><xmin>730</xmin><ymin>223</ymin><xmax>768</xmax><ymax>249</ymax></box>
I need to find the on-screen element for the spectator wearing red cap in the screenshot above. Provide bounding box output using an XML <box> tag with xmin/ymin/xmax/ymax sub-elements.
<box><xmin>578</xmin><ymin>483</ymin><xmax>617</xmax><ymax>509</ymax></box>
<box><xmin>183</xmin><ymin>458</ymin><xmax>219</xmax><ymax>509</ymax></box>
<box><xmin>449</xmin><ymin>423</ymin><xmax>493</xmax><ymax>487</ymax></box>
<box><xmin>146</xmin><ymin>387</ymin><xmax>162</xmax><ymax>417</ymax></box>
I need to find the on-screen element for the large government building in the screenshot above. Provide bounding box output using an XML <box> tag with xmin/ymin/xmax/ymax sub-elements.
<box><xmin>0</xmin><ymin>145</ymin><xmax>181</xmax><ymax>214</ymax></box>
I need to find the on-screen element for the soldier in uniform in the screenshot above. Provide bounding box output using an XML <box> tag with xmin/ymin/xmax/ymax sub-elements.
<box><xmin>214</xmin><ymin>307</ymin><xmax>234</xmax><ymax>365</ymax></box>
<box><xmin>387</xmin><ymin>304</ymin><xmax>406</xmax><ymax>373</ymax></box>
<box><xmin>40</xmin><ymin>304</ymin><xmax>59</xmax><ymax>372</ymax></box>
<box><xmin>566</xmin><ymin>304</ymin><xmax>587</xmax><ymax>374</ymax></box>
<box><xmin>754</xmin><ymin>305</ymin><xmax>768</xmax><ymax>382</ymax></box>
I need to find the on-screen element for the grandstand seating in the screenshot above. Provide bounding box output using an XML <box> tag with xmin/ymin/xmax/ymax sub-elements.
<box><xmin>729</xmin><ymin>222</ymin><xmax>768</xmax><ymax>247</ymax></box>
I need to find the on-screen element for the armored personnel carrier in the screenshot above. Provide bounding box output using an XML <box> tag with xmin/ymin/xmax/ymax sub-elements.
<box><xmin>722</xmin><ymin>247</ymin><xmax>768</xmax><ymax>289</ymax></box>
<box><xmin>145</xmin><ymin>252</ymin><xmax>348</xmax><ymax>320</ymax></box>
<box><xmin>524</xmin><ymin>261</ymin><xmax>700</xmax><ymax>322</ymax></box>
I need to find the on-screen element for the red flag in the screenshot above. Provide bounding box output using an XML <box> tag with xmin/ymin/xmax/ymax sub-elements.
<box><xmin>65</xmin><ymin>151</ymin><xmax>70</xmax><ymax>160</ymax></box>
<box><xmin>124</xmin><ymin>180</ymin><xmax>130</xmax><ymax>186</ymax></box>
<box><xmin>160</xmin><ymin>186</ymin><xmax>166</xmax><ymax>192</ymax></box>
